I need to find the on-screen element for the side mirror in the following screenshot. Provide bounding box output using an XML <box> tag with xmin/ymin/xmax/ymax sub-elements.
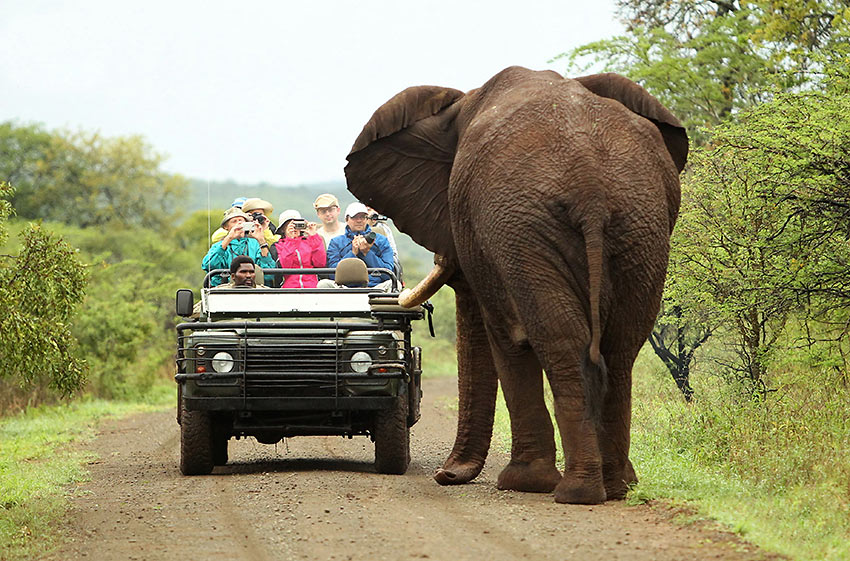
<box><xmin>175</xmin><ymin>289</ymin><xmax>195</xmax><ymax>317</ymax></box>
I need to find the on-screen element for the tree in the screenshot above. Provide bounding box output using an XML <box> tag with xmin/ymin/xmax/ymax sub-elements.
<box><xmin>671</xmin><ymin>49</ymin><xmax>850</xmax><ymax>393</ymax></box>
<box><xmin>0</xmin><ymin>122</ymin><xmax>188</xmax><ymax>229</ymax></box>
<box><xmin>556</xmin><ymin>1</ymin><xmax>850</xmax><ymax>144</ymax></box>
<box><xmin>0</xmin><ymin>182</ymin><xmax>88</xmax><ymax>398</ymax></box>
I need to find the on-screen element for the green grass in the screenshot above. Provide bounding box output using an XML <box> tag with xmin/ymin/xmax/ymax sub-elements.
<box><xmin>0</xmin><ymin>384</ymin><xmax>173</xmax><ymax>561</ymax></box>
<box><xmin>416</xmin><ymin>335</ymin><xmax>459</xmax><ymax>378</ymax></box>
<box><xmin>487</xmin><ymin>345</ymin><xmax>850</xmax><ymax>561</ymax></box>
<box><xmin>627</xmin><ymin>347</ymin><xmax>850</xmax><ymax>561</ymax></box>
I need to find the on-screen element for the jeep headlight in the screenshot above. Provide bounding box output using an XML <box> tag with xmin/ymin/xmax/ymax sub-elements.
<box><xmin>350</xmin><ymin>351</ymin><xmax>372</xmax><ymax>373</ymax></box>
<box><xmin>211</xmin><ymin>351</ymin><xmax>234</xmax><ymax>373</ymax></box>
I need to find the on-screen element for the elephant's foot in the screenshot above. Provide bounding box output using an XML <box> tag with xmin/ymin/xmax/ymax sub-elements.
<box><xmin>434</xmin><ymin>457</ymin><xmax>485</xmax><ymax>486</ymax></box>
<box><xmin>554</xmin><ymin>473</ymin><xmax>606</xmax><ymax>504</ymax></box>
<box><xmin>496</xmin><ymin>459</ymin><xmax>561</xmax><ymax>493</ymax></box>
<box><xmin>603</xmin><ymin>460</ymin><xmax>637</xmax><ymax>501</ymax></box>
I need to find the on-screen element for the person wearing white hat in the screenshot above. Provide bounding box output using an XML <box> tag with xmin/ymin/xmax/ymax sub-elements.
<box><xmin>272</xmin><ymin>210</ymin><xmax>326</xmax><ymax>288</ymax></box>
<box><xmin>324</xmin><ymin>202</ymin><xmax>394</xmax><ymax>288</ymax></box>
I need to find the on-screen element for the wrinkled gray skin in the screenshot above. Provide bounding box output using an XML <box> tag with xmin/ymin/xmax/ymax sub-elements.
<box><xmin>345</xmin><ymin>66</ymin><xmax>687</xmax><ymax>504</ymax></box>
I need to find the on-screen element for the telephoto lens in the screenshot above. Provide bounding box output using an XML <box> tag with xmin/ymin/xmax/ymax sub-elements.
<box><xmin>364</xmin><ymin>231</ymin><xmax>376</xmax><ymax>244</ymax></box>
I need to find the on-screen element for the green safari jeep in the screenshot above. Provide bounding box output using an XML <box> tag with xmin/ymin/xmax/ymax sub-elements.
<box><xmin>174</xmin><ymin>264</ymin><xmax>428</xmax><ymax>476</ymax></box>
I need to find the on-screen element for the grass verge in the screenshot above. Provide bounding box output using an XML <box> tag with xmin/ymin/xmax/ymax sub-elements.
<box><xmin>0</xmin><ymin>384</ymin><xmax>173</xmax><ymax>561</ymax></box>
<box><xmin>485</xmin><ymin>345</ymin><xmax>849</xmax><ymax>561</ymax></box>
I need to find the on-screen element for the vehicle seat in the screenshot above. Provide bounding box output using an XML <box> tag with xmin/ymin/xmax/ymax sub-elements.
<box><xmin>335</xmin><ymin>258</ymin><xmax>368</xmax><ymax>287</ymax></box>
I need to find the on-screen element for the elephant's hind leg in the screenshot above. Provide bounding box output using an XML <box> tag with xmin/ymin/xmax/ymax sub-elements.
<box><xmin>598</xmin><ymin>351</ymin><xmax>640</xmax><ymax>500</ymax></box>
<box><xmin>487</xmin><ymin>340</ymin><xmax>562</xmax><ymax>493</ymax></box>
<box><xmin>434</xmin><ymin>286</ymin><xmax>498</xmax><ymax>486</ymax></box>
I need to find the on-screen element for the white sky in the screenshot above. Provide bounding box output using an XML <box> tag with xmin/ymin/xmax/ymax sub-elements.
<box><xmin>1</xmin><ymin>1</ymin><xmax>623</xmax><ymax>185</ymax></box>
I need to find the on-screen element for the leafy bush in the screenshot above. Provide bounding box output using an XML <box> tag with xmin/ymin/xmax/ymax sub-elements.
<box><xmin>0</xmin><ymin>183</ymin><xmax>88</xmax><ymax>403</ymax></box>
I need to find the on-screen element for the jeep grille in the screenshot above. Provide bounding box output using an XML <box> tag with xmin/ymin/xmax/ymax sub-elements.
<box><xmin>245</xmin><ymin>344</ymin><xmax>337</xmax><ymax>373</ymax></box>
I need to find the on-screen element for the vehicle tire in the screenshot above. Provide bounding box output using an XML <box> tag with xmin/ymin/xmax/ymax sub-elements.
<box><xmin>373</xmin><ymin>395</ymin><xmax>410</xmax><ymax>475</ymax></box>
<box><xmin>179</xmin><ymin>400</ymin><xmax>214</xmax><ymax>475</ymax></box>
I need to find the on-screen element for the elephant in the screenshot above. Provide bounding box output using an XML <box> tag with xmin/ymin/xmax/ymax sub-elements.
<box><xmin>344</xmin><ymin>66</ymin><xmax>688</xmax><ymax>504</ymax></box>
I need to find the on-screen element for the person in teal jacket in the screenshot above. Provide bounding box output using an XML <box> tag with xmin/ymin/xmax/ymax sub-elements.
<box><xmin>202</xmin><ymin>208</ymin><xmax>276</xmax><ymax>287</ymax></box>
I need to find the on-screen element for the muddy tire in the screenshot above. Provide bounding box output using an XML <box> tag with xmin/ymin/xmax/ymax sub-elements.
<box><xmin>179</xmin><ymin>401</ymin><xmax>214</xmax><ymax>475</ymax></box>
<box><xmin>373</xmin><ymin>395</ymin><xmax>410</xmax><ymax>475</ymax></box>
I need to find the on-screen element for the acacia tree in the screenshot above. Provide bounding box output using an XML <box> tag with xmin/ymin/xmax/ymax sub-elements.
<box><xmin>673</xmin><ymin>50</ymin><xmax>850</xmax><ymax>393</ymax></box>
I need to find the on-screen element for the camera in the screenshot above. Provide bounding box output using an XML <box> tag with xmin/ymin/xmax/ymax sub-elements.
<box><xmin>364</xmin><ymin>231</ymin><xmax>377</xmax><ymax>244</ymax></box>
<box><xmin>292</xmin><ymin>219</ymin><xmax>308</xmax><ymax>232</ymax></box>
<box><xmin>241</xmin><ymin>221</ymin><xmax>257</xmax><ymax>234</ymax></box>
<box><xmin>251</xmin><ymin>213</ymin><xmax>267</xmax><ymax>225</ymax></box>
<box><xmin>369</xmin><ymin>213</ymin><xmax>387</xmax><ymax>222</ymax></box>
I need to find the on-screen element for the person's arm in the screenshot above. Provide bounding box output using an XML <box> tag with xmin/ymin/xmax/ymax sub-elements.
<box><xmin>326</xmin><ymin>237</ymin><xmax>355</xmax><ymax>268</ymax></box>
<box><xmin>202</xmin><ymin>242</ymin><xmax>228</xmax><ymax>272</ymax></box>
<box><xmin>309</xmin><ymin>234</ymin><xmax>327</xmax><ymax>267</ymax></box>
<box><xmin>360</xmin><ymin>234</ymin><xmax>394</xmax><ymax>271</ymax></box>
<box><xmin>251</xmin><ymin>238</ymin><xmax>277</xmax><ymax>270</ymax></box>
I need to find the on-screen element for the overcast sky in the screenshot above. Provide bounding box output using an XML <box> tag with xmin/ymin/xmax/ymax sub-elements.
<box><xmin>2</xmin><ymin>1</ymin><xmax>623</xmax><ymax>186</ymax></box>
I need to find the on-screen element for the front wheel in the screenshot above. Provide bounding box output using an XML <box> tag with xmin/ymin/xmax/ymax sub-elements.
<box><xmin>373</xmin><ymin>395</ymin><xmax>410</xmax><ymax>474</ymax></box>
<box><xmin>180</xmin><ymin>400</ymin><xmax>214</xmax><ymax>475</ymax></box>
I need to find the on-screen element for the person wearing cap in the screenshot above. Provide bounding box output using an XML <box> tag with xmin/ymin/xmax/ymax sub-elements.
<box><xmin>209</xmin><ymin>197</ymin><xmax>249</xmax><ymax>243</ymax></box>
<box><xmin>202</xmin><ymin>207</ymin><xmax>276</xmax><ymax>287</ymax></box>
<box><xmin>212</xmin><ymin>197</ymin><xmax>279</xmax><ymax>246</ymax></box>
<box><xmin>325</xmin><ymin>202</ymin><xmax>394</xmax><ymax>289</ymax></box>
<box><xmin>272</xmin><ymin>210</ymin><xmax>326</xmax><ymax>288</ymax></box>
<box><xmin>241</xmin><ymin>198</ymin><xmax>280</xmax><ymax>246</ymax></box>
<box><xmin>313</xmin><ymin>193</ymin><xmax>345</xmax><ymax>247</ymax></box>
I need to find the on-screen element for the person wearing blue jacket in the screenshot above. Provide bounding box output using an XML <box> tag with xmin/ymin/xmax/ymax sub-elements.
<box><xmin>325</xmin><ymin>202</ymin><xmax>394</xmax><ymax>288</ymax></box>
<box><xmin>202</xmin><ymin>208</ymin><xmax>277</xmax><ymax>287</ymax></box>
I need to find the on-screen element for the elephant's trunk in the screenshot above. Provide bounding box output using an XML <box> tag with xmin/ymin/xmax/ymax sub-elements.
<box><xmin>398</xmin><ymin>255</ymin><xmax>455</xmax><ymax>308</ymax></box>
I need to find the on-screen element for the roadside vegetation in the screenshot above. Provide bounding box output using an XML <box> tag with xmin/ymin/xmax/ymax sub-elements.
<box><xmin>0</xmin><ymin>390</ymin><xmax>172</xmax><ymax>561</ymax></box>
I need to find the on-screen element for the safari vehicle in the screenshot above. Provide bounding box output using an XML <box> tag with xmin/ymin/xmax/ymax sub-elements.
<box><xmin>174</xmin><ymin>259</ymin><xmax>428</xmax><ymax>476</ymax></box>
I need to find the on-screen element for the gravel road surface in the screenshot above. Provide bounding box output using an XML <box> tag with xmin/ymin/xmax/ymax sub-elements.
<box><xmin>41</xmin><ymin>377</ymin><xmax>778</xmax><ymax>561</ymax></box>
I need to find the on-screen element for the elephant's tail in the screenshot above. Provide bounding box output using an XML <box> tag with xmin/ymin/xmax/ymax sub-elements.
<box><xmin>581</xmin><ymin>221</ymin><xmax>608</xmax><ymax>424</ymax></box>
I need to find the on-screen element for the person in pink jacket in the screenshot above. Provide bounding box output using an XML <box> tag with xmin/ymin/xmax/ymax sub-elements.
<box><xmin>273</xmin><ymin>210</ymin><xmax>327</xmax><ymax>288</ymax></box>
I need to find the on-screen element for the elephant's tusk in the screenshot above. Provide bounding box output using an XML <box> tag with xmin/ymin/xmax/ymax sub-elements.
<box><xmin>398</xmin><ymin>257</ymin><xmax>455</xmax><ymax>308</ymax></box>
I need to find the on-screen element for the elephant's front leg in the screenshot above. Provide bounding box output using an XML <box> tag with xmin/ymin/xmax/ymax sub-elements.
<box><xmin>434</xmin><ymin>285</ymin><xmax>499</xmax><ymax>485</ymax></box>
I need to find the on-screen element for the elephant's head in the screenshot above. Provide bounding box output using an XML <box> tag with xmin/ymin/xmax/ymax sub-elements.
<box><xmin>344</xmin><ymin>67</ymin><xmax>688</xmax><ymax>305</ymax></box>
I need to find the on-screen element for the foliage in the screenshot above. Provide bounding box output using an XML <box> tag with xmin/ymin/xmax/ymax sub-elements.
<box><xmin>45</xmin><ymin>221</ymin><xmax>202</xmax><ymax>398</ymax></box>
<box><xmin>671</xmin><ymin>49</ymin><xmax>850</xmax><ymax>390</ymax></box>
<box><xmin>0</xmin><ymin>183</ymin><xmax>88</xmax><ymax>398</ymax></box>
<box><xmin>0</xmin><ymin>121</ymin><xmax>187</xmax><ymax>229</ymax></box>
<box><xmin>626</xmin><ymin>345</ymin><xmax>850</xmax><ymax>561</ymax></box>
<box><xmin>556</xmin><ymin>0</ymin><xmax>850</xmax><ymax>144</ymax></box>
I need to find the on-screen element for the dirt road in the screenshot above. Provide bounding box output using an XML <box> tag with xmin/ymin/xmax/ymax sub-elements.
<box><xmin>42</xmin><ymin>377</ymin><xmax>775</xmax><ymax>561</ymax></box>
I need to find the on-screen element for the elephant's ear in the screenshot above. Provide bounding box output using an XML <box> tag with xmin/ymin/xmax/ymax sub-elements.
<box><xmin>575</xmin><ymin>73</ymin><xmax>689</xmax><ymax>172</ymax></box>
<box><xmin>345</xmin><ymin>86</ymin><xmax>465</xmax><ymax>259</ymax></box>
